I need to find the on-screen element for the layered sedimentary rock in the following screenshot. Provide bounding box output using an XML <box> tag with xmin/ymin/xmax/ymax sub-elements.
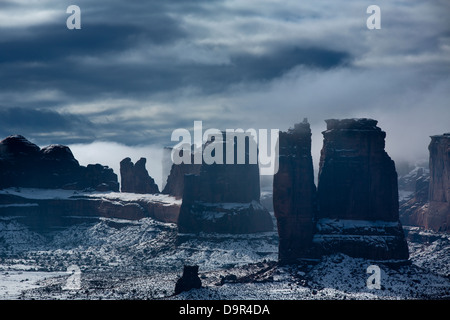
<box><xmin>0</xmin><ymin>135</ymin><xmax>118</xmax><ymax>191</ymax></box>
<box><xmin>178</xmin><ymin>132</ymin><xmax>273</xmax><ymax>234</ymax></box>
<box><xmin>315</xmin><ymin>118</ymin><xmax>409</xmax><ymax>260</ymax></box>
<box><xmin>426</xmin><ymin>134</ymin><xmax>450</xmax><ymax>231</ymax></box>
<box><xmin>120</xmin><ymin>157</ymin><xmax>159</xmax><ymax>194</ymax></box>
<box><xmin>273</xmin><ymin>119</ymin><xmax>316</xmax><ymax>263</ymax></box>
<box><xmin>399</xmin><ymin>134</ymin><xmax>449</xmax><ymax>232</ymax></box>
<box><xmin>0</xmin><ymin>189</ymin><xmax>181</xmax><ymax>231</ymax></box>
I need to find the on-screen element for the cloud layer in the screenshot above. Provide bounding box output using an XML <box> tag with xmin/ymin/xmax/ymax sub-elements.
<box><xmin>0</xmin><ymin>0</ymin><xmax>449</xmax><ymax>170</ymax></box>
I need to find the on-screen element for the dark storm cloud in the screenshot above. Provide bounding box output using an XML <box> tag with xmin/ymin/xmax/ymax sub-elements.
<box><xmin>228</xmin><ymin>47</ymin><xmax>350</xmax><ymax>81</ymax></box>
<box><xmin>0</xmin><ymin>20</ymin><xmax>349</xmax><ymax>96</ymax></box>
<box><xmin>0</xmin><ymin>107</ymin><xmax>94</xmax><ymax>144</ymax></box>
<box><xmin>0</xmin><ymin>22</ymin><xmax>185</xmax><ymax>64</ymax></box>
<box><xmin>0</xmin><ymin>0</ymin><xmax>448</xmax><ymax>159</ymax></box>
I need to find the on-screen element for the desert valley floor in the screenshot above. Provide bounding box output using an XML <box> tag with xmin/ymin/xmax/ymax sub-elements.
<box><xmin>0</xmin><ymin>201</ymin><xmax>449</xmax><ymax>300</ymax></box>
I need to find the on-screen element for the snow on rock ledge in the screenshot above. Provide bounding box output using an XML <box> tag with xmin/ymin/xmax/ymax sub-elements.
<box><xmin>0</xmin><ymin>188</ymin><xmax>181</xmax><ymax>231</ymax></box>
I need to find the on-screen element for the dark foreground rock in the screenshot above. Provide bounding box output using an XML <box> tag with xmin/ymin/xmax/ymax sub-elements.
<box><xmin>0</xmin><ymin>135</ymin><xmax>118</xmax><ymax>191</ymax></box>
<box><xmin>174</xmin><ymin>265</ymin><xmax>202</xmax><ymax>295</ymax></box>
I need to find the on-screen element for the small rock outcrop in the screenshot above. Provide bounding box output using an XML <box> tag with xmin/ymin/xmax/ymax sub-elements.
<box><xmin>273</xmin><ymin>119</ymin><xmax>316</xmax><ymax>263</ymax></box>
<box><xmin>178</xmin><ymin>132</ymin><xmax>273</xmax><ymax>234</ymax></box>
<box><xmin>120</xmin><ymin>157</ymin><xmax>160</xmax><ymax>194</ymax></box>
<box><xmin>174</xmin><ymin>265</ymin><xmax>202</xmax><ymax>295</ymax></box>
<box><xmin>0</xmin><ymin>135</ymin><xmax>118</xmax><ymax>191</ymax></box>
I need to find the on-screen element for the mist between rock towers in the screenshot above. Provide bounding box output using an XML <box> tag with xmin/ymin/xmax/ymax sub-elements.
<box><xmin>170</xmin><ymin>121</ymin><xmax>279</xmax><ymax>176</ymax></box>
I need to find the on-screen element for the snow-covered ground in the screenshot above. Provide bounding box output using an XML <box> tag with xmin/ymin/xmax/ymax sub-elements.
<box><xmin>0</xmin><ymin>211</ymin><xmax>449</xmax><ymax>300</ymax></box>
<box><xmin>0</xmin><ymin>187</ymin><xmax>182</xmax><ymax>205</ymax></box>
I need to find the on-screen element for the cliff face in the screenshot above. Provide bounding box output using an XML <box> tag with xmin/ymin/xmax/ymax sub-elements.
<box><xmin>272</xmin><ymin>118</ymin><xmax>409</xmax><ymax>262</ymax></box>
<box><xmin>162</xmin><ymin>152</ymin><xmax>201</xmax><ymax>198</ymax></box>
<box><xmin>399</xmin><ymin>168</ymin><xmax>430</xmax><ymax>228</ymax></box>
<box><xmin>317</xmin><ymin>118</ymin><xmax>399</xmax><ymax>221</ymax></box>
<box><xmin>0</xmin><ymin>135</ymin><xmax>119</xmax><ymax>191</ymax></box>
<box><xmin>178</xmin><ymin>132</ymin><xmax>273</xmax><ymax>234</ymax></box>
<box><xmin>427</xmin><ymin>134</ymin><xmax>450</xmax><ymax>231</ymax></box>
<box><xmin>315</xmin><ymin>119</ymin><xmax>408</xmax><ymax>260</ymax></box>
<box><xmin>399</xmin><ymin>134</ymin><xmax>449</xmax><ymax>232</ymax></box>
<box><xmin>273</xmin><ymin>119</ymin><xmax>316</xmax><ymax>263</ymax></box>
<box><xmin>120</xmin><ymin>157</ymin><xmax>160</xmax><ymax>194</ymax></box>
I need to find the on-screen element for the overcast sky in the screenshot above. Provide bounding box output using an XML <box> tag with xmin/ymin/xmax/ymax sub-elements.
<box><xmin>0</xmin><ymin>0</ymin><xmax>449</xmax><ymax>184</ymax></box>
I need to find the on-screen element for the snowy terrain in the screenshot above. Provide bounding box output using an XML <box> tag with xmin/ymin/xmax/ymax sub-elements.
<box><xmin>0</xmin><ymin>187</ymin><xmax>182</xmax><ymax>206</ymax></box>
<box><xmin>0</xmin><ymin>208</ymin><xmax>449</xmax><ymax>300</ymax></box>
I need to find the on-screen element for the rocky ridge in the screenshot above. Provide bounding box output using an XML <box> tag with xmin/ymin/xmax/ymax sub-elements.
<box><xmin>0</xmin><ymin>135</ymin><xmax>118</xmax><ymax>192</ymax></box>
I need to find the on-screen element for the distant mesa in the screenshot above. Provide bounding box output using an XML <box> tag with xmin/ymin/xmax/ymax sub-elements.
<box><xmin>120</xmin><ymin>157</ymin><xmax>159</xmax><ymax>194</ymax></box>
<box><xmin>427</xmin><ymin>133</ymin><xmax>450</xmax><ymax>231</ymax></box>
<box><xmin>0</xmin><ymin>134</ymin><xmax>179</xmax><ymax>231</ymax></box>
<box><xmin>178</xmin><ymin>131</ymin><xmax>273</xmax><ymax>234</ymax></box>
<box><xmin>400</xmin><ymin>133</ymin><xmax>450</xmax><ymax>232</ymax></box>
<box><xmin>0</xmin><ymin>135</ymin><xmax>119</xmax><ymax>191</ymax></box>
<box><xmin>273</xmin><ymin>118</ymin><xmax>409</xmax><ymax>264</ymax></box>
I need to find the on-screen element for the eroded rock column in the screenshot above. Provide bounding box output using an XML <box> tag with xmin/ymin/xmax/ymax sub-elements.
<box><xmin>427</xmin><ymin>133</ymin><xmax>450</xmax><ymax>231</ymax></box>
<box><xmin>315</xmin><ymin>118</ymin><xmax>409</xmax><ymax>260</ymax></box>
<box><xmin>273</xmin><ymin>119</ymin><xmax>316</xmax><ymax>263</ymax></box>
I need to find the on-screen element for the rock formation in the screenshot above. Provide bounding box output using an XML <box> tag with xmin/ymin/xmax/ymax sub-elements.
<box><xmin>0</xmin><ymin>135</ymin><xmax>119</xmax><ymax>191</ymax></box>
<box><xmin>174</xmin><ymin>265</ymin><xmax>202</xmax><ymax>295</ymax></box>
<box><xmin>399</xmin><ymin>167</ymin><xmax>430</xmax><ymax>228</ymax></box>
<box><xmin>120</xmin><ymin>157</ymin><xmax>160</xmax><ymax>194</ymax></box>
<box><xmin>273</xmin><ymin>119</ymin><xmax>316</xmax><ymax>263</ymax></box>
<box><xmin>162</xmin><ymin>151</ymin><xmax>201</xmax><ymax>198</ymax></box>
<box><xmin>426</xmin><ymin>134</ymin><xmax>450</xmax><ymax>231</ymax></box>
<box><xmin>315</xmin><ymin>118</ymin><xmax>409</xmax><ymax>260</ymax></box>
<box><xmin>317</xmin><ymin>118</ymin><xmax>399</xmax><ymax>221</ymax></box>
<box><xmin>272</xmin><ymin>118</ymin><xmax>409</xmax><ymax>263</ymax></box>
<box><xmin>178</xmin><ymin>132</ymin><xmax>273</xmax><ymax>234</ymax></box>
<box><xmin>399</xmin><ymin>134</ymin><xmax>449</xmax><ymax>232</ymax></box>
<box><xmin>0</xmin><ymin>189</ymin><xmax>181</xmax><ymax>231</ymax></box>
